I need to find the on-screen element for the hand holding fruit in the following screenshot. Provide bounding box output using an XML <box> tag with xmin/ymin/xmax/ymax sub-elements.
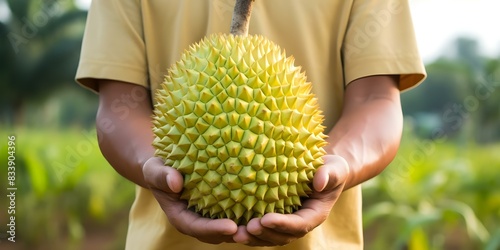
<box><xmin>142</xmin><ymin>157</ymin><xmax>238</xmax><ymax>244</ymax></box>
<box><xmin>232</xmin><ymin>155</ymin><xmax>350</xmax><ymax>246</ymax></box>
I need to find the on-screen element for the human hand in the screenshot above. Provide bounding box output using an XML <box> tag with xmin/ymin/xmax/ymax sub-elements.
<box><xmin>142</xmin><ymin>157</ymin><xmax>238</xmax><ymax>244</ymax></box>
<box><xmin>232</xmin><ymin>155</ymin><xmax>350</xmax><ymax>246</ymax></box>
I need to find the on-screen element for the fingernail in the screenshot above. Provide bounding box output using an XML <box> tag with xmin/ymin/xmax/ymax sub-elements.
<box><xmin>266</xmin><ymin>223</ymin><xmax>275</xmax><ymax>229</ymax></box>
<box><xmin>166</xmin><ymin>174</ymin><xmax>176</xmax><ymax>192</ymax></box>
<box><xmin>251</xmin><ymin>229</ymin><xmax>262</xmax><ymax>236</ymax></box>
<box><xmin>166</xmin><ymin>175</ymin><xmax>171</xmax><ymax>188</ymax></box>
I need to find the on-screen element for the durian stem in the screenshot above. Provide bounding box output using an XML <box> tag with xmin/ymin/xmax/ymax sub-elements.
<box><xmin>230</xmin><ymin>0</ymin><xmax>255</xmax><ymax>36</ymax></box>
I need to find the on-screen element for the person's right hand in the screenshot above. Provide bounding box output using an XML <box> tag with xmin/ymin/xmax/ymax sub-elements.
<box><xmin>142</xmin><ymin>157</ymin><xmax>239</xmax><ymax>244</ymax></box>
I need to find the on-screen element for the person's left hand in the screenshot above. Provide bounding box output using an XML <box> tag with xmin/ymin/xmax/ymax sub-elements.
<box><xmin>232</xmin><ymin>155</ymin><xmax>350</xmax><ymax>246</ymax></box>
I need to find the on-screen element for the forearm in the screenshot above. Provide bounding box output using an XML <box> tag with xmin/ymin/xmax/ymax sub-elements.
<box><xmin>325</xmin><ymin>75</ymin><xmax>402</xmax><ymax>189</ymax></box>
<box><xmin>96</xmin><ymin>80</ymin><xmax>155</xmax><ymax>188</ymax></box>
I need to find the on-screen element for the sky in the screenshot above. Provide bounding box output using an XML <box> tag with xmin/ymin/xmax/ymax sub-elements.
<box><xmin>410</xmin><ymin>0</ymin><xmax>500</xmax><ymax>62</ymax></box>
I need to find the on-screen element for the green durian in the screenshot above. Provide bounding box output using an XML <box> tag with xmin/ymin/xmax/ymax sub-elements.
<box><xmin>152</xmin><ymin>0</ymin><xmax>327</xmax><ymax>225</ymax></box>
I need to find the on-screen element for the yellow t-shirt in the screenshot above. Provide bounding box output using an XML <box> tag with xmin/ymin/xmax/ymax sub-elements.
<box><xmin>76</xmin><ymin>0</ymin><xmax>426</xmax><ymax>249</ymax></box>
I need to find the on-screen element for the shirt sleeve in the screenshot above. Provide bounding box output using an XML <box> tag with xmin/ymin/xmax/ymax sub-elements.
<box><xmin>342</xmin><ymin>0</ymin><xmax>427</xmax><ymax>91</ymax></box>
<box><xmin>75</xmin><ymin>0</ymin><xmax>147</xmax><ymax>92</ymax></box>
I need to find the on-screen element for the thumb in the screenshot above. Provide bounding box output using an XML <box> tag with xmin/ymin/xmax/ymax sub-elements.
<box><xmin>142</xmin><ymin>157</ymin><xmax>183</xmax><ymax>193</ymax></box>
<box><xmin>313</xmin><ymin>155</ymin><xmax>349</xmax><ymax>192</ymax></box>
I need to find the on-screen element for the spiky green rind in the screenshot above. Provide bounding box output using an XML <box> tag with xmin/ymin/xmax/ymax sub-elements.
<box><xmin>152</xmin><ymin>34</ymin><xmax>327</xmax><ymax>225</ymax></box>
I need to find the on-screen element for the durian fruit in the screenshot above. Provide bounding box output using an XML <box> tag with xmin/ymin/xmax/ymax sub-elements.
<box><xmin>152</xmin><ymin>0</ymin><xmax>327</xmax><ymax>225</ymax></box>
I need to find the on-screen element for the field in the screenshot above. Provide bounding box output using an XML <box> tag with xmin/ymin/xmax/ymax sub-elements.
<box><xmin>0</xmin><ymin>128</ymin><xmax>134</xmax><ymax>250</ymax></box>
<box><xmin>0</xmin><ymin>127</ymin><xmax>499</xmax><ymax>249</ymax></box>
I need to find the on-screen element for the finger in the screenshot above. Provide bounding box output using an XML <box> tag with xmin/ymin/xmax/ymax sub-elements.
<box><xmin>185</xmin><ymin>218</ymin><xmax>238</xmax><ymax>240</ymax></box>
<box><xmin>246</xmin><ymin>218</ymin><xmax>297</xmax><ymax>246</ymax></box>
<box><xmin>313</xmin><ymin>155</ymin><xmax>349</xmax><ymax>192</ymax></box>
<box><xmin>233</xmin><ymin>225</ymin><xmax>273</xmax><ymax>246</ymax></box>
<box><xmin>154</xmin><ymin>191</ymin><xmax>238</xmax><ymax>244</ymax></box>
<box><xmin>258</xmin><ymin>194</ymin><xmax>340</xmax><ymax>237</ymax></box>
<box><xmin>142</xmin><ymin>157</ymin><xmax>183</xmax><ymax>193</ymax></box>
<box><xmin>171</xmin><ymin>211</ymin><xmax>238</xmax><ymax>240</ymax></box>
<box><xmin>158</xmin><ymin>196</ymin><xmax>237</xmax><ymax>236</ymax></box>
<box><xmin>185</xmin><ymin>217</ymin><xmax>238</xmax><ymax>237</ymax></box>
<box><xmin>258</xmin><ymin>213</ymin><xmax>314</xmax><ymax>238</ymax></box>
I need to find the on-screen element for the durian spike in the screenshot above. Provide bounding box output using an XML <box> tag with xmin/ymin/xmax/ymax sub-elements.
<box><xmin>230</xmin><ymin>0</ymin><xmax>255</xmax><ymax>36</ymax></box>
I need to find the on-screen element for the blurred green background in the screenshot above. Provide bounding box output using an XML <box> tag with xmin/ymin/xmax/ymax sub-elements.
<box><xmin>0</xmin><ymin>0</ymin><xmax>499</xmax><ymax>249</ymax></box>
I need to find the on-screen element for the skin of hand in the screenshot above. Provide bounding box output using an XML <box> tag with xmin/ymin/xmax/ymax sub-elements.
<box><xmin>96</xmin><ymin>74</ymin><xmax>401</xmax><ymax>246</ymax></box>
<box><xmin>232</xmin><ymin>155</ymin><xmax>349</xmax><ymax>246</ymax></box>
<box><xmin>142</xmin><ymin>157</ymin><xmax>238</xmax><ymax>244</ymax></box>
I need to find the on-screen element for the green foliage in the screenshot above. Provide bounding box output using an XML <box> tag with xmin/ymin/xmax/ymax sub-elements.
<box><xmin>0</xmin><ymin>128</ymin><xmax>135</xmax><ymax>249</ymax></box>
<box><xmin>363</xmin><ymin>128</ymin><xmax>500</xmax><ymax>250</ymax></box>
